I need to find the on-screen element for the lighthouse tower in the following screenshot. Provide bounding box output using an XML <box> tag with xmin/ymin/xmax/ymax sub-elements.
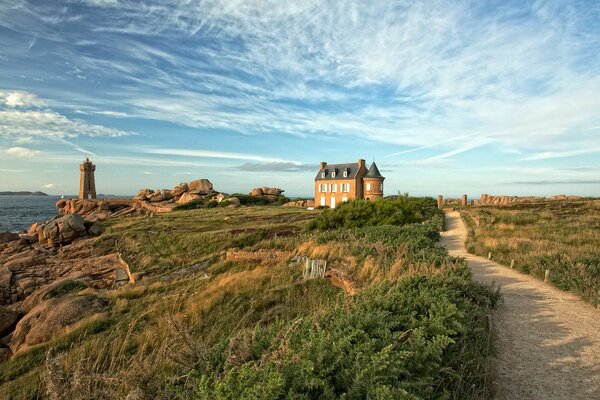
<box><xmin>79</xmin><ymin>158</ymin><xmax>97</xmax><ymax>199</ymax></box>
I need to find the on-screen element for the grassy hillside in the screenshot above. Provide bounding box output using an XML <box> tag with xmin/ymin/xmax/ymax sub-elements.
<box><xmin>1</xmin><ymin>200</ymin><xmax>499</xmax><ymax>399</ymax></box>
<box><xmin>460</xmin><ymin>199</ymin><xmax>600</xmax><ymax>306</ymax></box>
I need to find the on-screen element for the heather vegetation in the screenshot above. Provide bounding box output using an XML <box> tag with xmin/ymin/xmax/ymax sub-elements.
<box><xmin>461</xmin><ymin>199</ymin><xmax>600</xmax><ymax>306</ymax></box>
<box><xmin>1</xmin><ymin>200</ymin><xmax>499</xmax><ymax>399</ymax></box>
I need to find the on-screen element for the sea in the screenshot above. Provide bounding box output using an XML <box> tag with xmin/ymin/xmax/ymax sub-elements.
<box><xmin>0</xmin><ymin>196</ymin><xmax>61</xmax><ymax>233</ymax></box>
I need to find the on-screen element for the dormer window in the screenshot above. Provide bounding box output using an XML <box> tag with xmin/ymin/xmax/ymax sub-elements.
<box><xmin>343</xmin><ymin>169</ymin><xmax>348</xmax><ymax>178</ymax></box>
<box><xmin>332</xmin><ymin>170</ymin><xmax>336</xmax><ymax>178</ymax></box>
<box><xmin>321</xmin><ymin>172</ymin><xmax>325</xmax><ymax>178</ymax></box>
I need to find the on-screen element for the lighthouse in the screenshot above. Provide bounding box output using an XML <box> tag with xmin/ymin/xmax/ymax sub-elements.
<box><xmin>79</xmin><ymin>158</ymin><xmax>97</xmax><ymax>200</ymax></box>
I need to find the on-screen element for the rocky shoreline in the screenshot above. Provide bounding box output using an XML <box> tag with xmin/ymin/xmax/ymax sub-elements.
<box><xmin>0</xmin><ymin>177</ymin><xmax>313</xmax><ymax>362</ymax></box>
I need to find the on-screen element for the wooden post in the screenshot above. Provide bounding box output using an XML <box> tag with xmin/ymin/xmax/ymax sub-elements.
<box><xmin>510</xmin><ymin>259</ymin><xmax>515</xmax><ymax>269</ymax></box>
<box><xmin>544</xmin><ymin>269</ymin><xmax>550</xmax><ymax>282</ymax></box>
<box><xmin>488</xmin><ymin>252</ymin><xmax>492</xmax><ymax>260</ymax></box>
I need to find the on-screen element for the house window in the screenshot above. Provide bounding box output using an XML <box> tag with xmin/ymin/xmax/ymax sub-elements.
<box><xmin>330</xmin><ymin>184</ymin><xmax>337</xmax><ymax>193</ymax></box>
<box><xmin>319</xmin><ymin>183</ymin><xmax>327</xmax><ymax>192</ymax></box>
<box><xmin>380</xmin><ymin>183</ymin><xmax>383</xmax><ymax>191</ymax></box>
<box><xmin>341</xmin><ymin>183</ymin><xmax>350</xmax><ymax>193</ymax></box>
<box><xmin>332</xmin><ymin>171</ymin><xmax>336</xmax><ymax>178</ymax></box>
<box><xmin>366</xmin><ymin>183</ymin><xmax>371</xmax><ymax>191</ymax></box>
<box><xmin>343</xmin><ymin>170</ymin><xmax>348</xmax><ymax>178</ymax></box>
<box><xmin>342</xmin><ymin>196</ymin><xmax>348</xmax><ymax>202</ymax></box>
<box><xmin>321</xmin><ymin>172</ymin><xmax>325</xmax><ymax>178</ymax></box>
<box><xmin>320</xmin><ymin>196</ymin><xmax>326</xmax><ymax>206</ymax></box>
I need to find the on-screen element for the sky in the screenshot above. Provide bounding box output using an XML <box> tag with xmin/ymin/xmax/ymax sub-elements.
<box><xmin>0</xmin><ymin>0</ymin><xmax>599</xmax><ymax>198</ymax></box>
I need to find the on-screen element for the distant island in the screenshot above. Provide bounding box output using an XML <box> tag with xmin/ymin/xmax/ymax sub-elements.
<box><xmin>0</xmin><ymin>191</ymin><xmax>48</xmax><ymax>196</ymax></box>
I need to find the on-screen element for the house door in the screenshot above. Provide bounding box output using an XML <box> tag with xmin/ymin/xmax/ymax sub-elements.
<box><xmin>330</xmin><ymin>196</ymin><xmax>336</xmax><ymax>209</ymax></box>
<box><xmin>320</xmin><ymin>196</ymin><xmax>326</xmax><ymax>206</ymax></box>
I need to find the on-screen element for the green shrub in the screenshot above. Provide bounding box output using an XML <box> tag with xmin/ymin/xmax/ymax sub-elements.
<box><xmin>181</xmin><ymin>270</ymin><xmax>499</xmax><ymax>400</ymax></box>
<box><xmin>308</xmin><ymin>197</ymin><xmax>441</xmax><ymax>230</ymax></box>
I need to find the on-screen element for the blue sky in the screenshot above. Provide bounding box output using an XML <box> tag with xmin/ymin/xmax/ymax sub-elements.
<box><xmin>0</xmin><ymin>0</ymin><xmax>599</xmax><ymax>197</ymax></box>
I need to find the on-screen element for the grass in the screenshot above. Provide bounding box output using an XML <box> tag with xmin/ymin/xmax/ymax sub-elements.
<box><xmin>1</xmin><ymin>201</ymin><xmax>499</xmax><ymax>399</ymax></box>
<box><xmin>461</xmin><ymin>199</ymin><xmax>600</xmax><ymax>306</ymax></box>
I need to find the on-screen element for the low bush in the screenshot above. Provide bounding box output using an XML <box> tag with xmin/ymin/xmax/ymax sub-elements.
<box><xmin>307</xmin><ymin>197</ymin><xmax>441</xmax><ymax>230</ymax></box>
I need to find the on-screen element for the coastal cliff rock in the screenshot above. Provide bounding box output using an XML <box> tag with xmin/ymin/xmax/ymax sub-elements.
<box><xmin>10</xmin><ymin>294</ymin><xmax>109</xmax><ymax>354</ymax></box>
<box><xmin>0</xmin><ymin>232</ymin><xmax>20</xmax><ymax>245</ymax></box>
<box><xmin>39</xmin><ymin>214</ymin><xmax>87</xmax><ymax>247</ymax></box>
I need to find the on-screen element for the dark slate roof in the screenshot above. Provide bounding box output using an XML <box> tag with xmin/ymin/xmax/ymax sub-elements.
<box><xmin>365</xmin><ymin>162</ymin><xmax>384</xmax><ymax>179</ymax></box>
<box><xmin>315</xmin><ymin>163</ymin><xmax>359</xmax><ymax>181</ymax></box>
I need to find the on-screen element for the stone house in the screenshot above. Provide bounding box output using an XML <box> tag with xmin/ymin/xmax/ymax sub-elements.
<box><xmin>314</xmin><ymin>159</ymin><xmax>385</xmax><ymax>208</ymax></box>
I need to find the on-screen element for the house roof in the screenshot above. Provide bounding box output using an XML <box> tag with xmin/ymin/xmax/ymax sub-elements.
<box><xmin>365</xmin><ymin>162</ymin><xmax>384</xmax><ymax>179</ymax></box>
<box><xmin>315</xmin><ymin>162</ymin><xmax>359</xmax><ymax>181</ymax></box>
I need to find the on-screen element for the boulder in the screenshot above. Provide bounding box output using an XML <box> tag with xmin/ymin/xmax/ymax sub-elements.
<box><xmin>188</xmin><ymin>179</ymin><xmax>213</xmax><ymax>195</ymax></box>
<box><xmin>10</xmin><ymin>294</ymin><xmax>109</xmax><ymax>353</ymax></box>
<box><xmin>176</xmin><ymin>192</ymin><xmax>202</xmax><ymax>204</ymax></box>
<box><xmin>40</xmin><ymin>214</ymin><xmax>87</xmax><ymax>246</ymax></box>
<box><xmin>171</xmin><ymin>182</ymin><xmax>189</xmax><ymax>197</ymax></box>
<box><xmin>27</xmin><ymin>223</ymin><xmax>39</xmax><ymax>236</ymax></box>
<box><xmin>55</xmin><ymin>199</ymin><xmax>67</xmax><ymax>209</ymax></box>
<box><xmin>134</xmin><ymin>188</ymin><xmax>154</xmax><ymax>200</ymax></box>
<box><xmin>215</xmin><ymin>193</ymin><xmax>226</xmax><ymax>203</ymax></box>
<box><xmin>250</xmin><ymin>188</ymin><xmax>264</xmax><ymax>197</ymax></box>
<box><xmin>228</xmin><ymin>197</ymin><xmax>241</xmax><ymax>206</ymax></box>
<box><xmin>161</xmin><ymin>189</ymin><xmax>172</xmax><ymax>200</ymax></box>
<box><xmin>0</xmin><ymin>232</ymin><xmax>20</xmax><ymax>244</ymax></box>
<box><xmin>261</xmin><ymin>187</ymin><xmax>284</xmax><ymax>196</ymax></box>
<box><xmin>150</xmin><ymin>195</ymin><xmax>166</xmax><ymax>203</ymax></box>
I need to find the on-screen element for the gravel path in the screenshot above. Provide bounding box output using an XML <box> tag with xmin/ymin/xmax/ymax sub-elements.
<box><xmin>441</xmin><ymin>211</ymin><xmax>600</xmax><ymax>400</ymax></box>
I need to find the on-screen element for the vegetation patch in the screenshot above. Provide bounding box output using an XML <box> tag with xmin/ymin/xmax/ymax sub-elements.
<box><xmin>44</xmin><ymin>280</ymin><xmax>88</xmax><ymax>299</ymax></box>
<box><xmin>308</xmin><ymin>196</ymin><xmax>442</xmax><ymax>230</ymax></box>
<box><xmin>461</xmin><ymin>199</ymin><xmax>600</xmax><ymax>306</ymax></box>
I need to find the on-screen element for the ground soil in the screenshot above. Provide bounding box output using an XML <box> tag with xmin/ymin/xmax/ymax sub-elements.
<box><xmin>441</xmin><ymin>211</ymin><xmax>600</xmax><ymax>400</ymax></box>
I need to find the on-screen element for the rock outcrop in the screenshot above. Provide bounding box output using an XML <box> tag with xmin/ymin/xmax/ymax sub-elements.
<box><xmin>0</xmin><ymin>232</ymin><xmax>19</xmax><ymax>245</ymax></box>
<box><xmin>282</xmin><ymin>199</ymin><xmax>315</xmax><ymax>208</ymax></box>
<box><xmin>10</xmin><ymin>294</ymin><xmax>109</xmax><ymax>353</ymax></box>
<box><xmin>188</xmin><ymin>179</ymin><xmax>213</xmax><ymax>195</ymax></box>
<box><xmin>249</xmin><ymin>187</ymin><xmax>284</xmax><ymax>197</ymax></box>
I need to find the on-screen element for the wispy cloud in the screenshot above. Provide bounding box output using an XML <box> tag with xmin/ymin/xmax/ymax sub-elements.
<box><xmin>520</xmin><ymin>148</ymin><xmax>600</xmax><ymax>161</ymax></box>
<box><xmin>234</xmin><ymin>162</ymin><xmax>317</xmax><ymax>172</ymax></box>
<box><xmin>510</xmin><ymin>179</ymin><xmax>600</xmax><ymax>185</ymax></box>
<box><xmin>142</xmin><ymin>148</ymin><xmax>295</xmax><ymax>163</ymax></box>
<box><xmin>4</xmin><ymin>146</ymin><xmax>41</xmax><ymax>157</ymax></box>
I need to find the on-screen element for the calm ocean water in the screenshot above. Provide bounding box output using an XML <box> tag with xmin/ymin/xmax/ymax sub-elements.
<box><xmin>0</xmin><ymin>196</ymin><xmax>61</xmax><ymax>233</ymax></box>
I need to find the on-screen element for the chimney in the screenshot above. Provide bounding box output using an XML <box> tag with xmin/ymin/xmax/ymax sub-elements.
<box><xmin>320</xmin><ymin>161</ymin><xmax>327</xmax><ymax>170</ymax></box>
<box><xmin>358</xmin><ymin>159</ymin><xmax>365</xmax><ymax>169</ymax></box>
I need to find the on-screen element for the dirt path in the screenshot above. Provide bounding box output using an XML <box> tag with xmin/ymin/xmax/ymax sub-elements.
<box><xmin>441</xmin><ymin>211</ymin><xmax>600</xmax><ymax>400</ymax></box>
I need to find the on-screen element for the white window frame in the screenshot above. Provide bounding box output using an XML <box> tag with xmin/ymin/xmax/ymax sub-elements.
<box><xmin>320</xmin><ymin>196</ymin><xmax>326</xmax><ymax>206</ymax></box>
<box><xmin>342</xmin><ymin>196</ymin><xmax>348</xmax><ymax>203</ymax></box>
<box><xmin>319</xmin><ymin>183</ymin><xmax>327</xmax><ymax>192</ymax></box>
<box><xmin>330</xmin><ymin>196</ymin><xmax>336</xmax><ymax>209</ymax></box>
<box><xmin>343</xmin><ymin>170</ymin><xmax>348</xmax><ymax>178</ymax></box>
<box><xmin>321</xmin><ymin>172</ymin><xmax>325</xmax><ymax>178</ymax></box>
<box><xmin>380</xmin><ymin>183</ymin><xmax>383</xmax><ymax>191</ymax></box>
<box><xmin>341</xmin><ymin>183</ymin><xmax>350</xmax><ymax>193</ymax></box>
<box><xmin>332</xmin><ymin>171</ymin><xmax>336</xmax><ymax>178</ymax></box>
<box><xmin>366</xmin><ymin>183</ymin><xmax>371</xmax><ymax>191</ymax></box>
<box><xmin>330</xmin><ymin>183</ymin><xmax>337</xmax><ymax>193</ymax></box>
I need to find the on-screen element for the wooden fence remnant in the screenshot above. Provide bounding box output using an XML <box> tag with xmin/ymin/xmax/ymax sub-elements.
<box><xmin>545</xmin><ymin>269</ymin><xmax>551</xmax><ymax>282</ymax></box>
<box><xmin>510</xmin><ymin>259</ymin><xmax>515</xmax><ymax>269</ymax></box>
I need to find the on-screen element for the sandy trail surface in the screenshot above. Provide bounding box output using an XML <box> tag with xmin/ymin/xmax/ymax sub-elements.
<box><xmin>440</xmin><ymin>211</ymin><xmax>600</xmax><ymax>400</ymax></box>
